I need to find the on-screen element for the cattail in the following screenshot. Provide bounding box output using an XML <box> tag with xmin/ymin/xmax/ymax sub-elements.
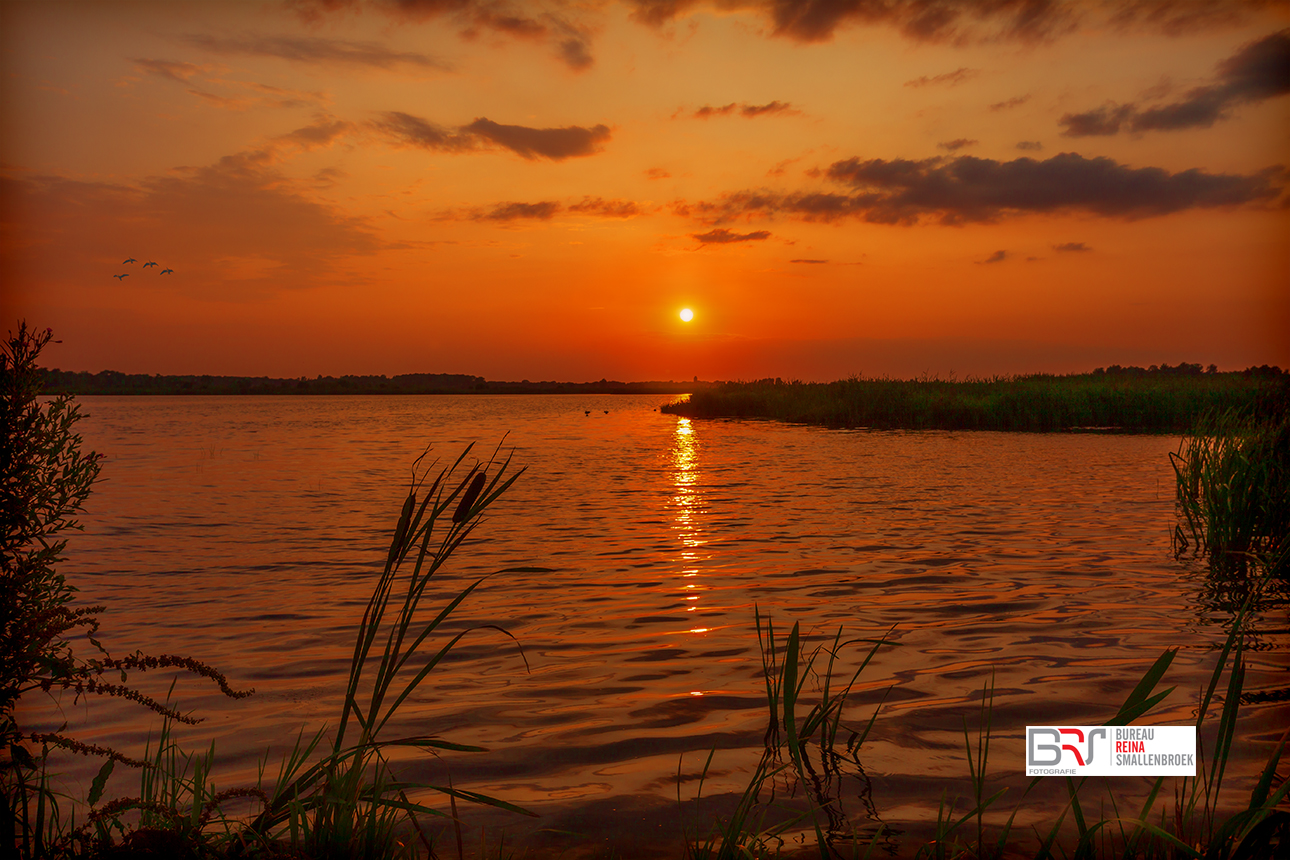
<box><xmin>453</xmin><ymin>472</ymin><xmax>486</xmax><ymax>523</ymax></box>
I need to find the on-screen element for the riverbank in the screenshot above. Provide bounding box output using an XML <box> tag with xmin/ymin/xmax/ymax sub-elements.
<box><xmin>661</xmin><ymin>367</ymin><xmax>1287</xmax><ymax>432</ymax></box>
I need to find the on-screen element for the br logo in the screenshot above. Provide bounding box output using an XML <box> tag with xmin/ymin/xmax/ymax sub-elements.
<box><xmin>1027</xmin><ymin>727</ymin><xmax>1108</xmax><ymax>767</ymax></box>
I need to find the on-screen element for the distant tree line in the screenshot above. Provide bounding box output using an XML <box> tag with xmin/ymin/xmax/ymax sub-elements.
<box><xmin>37</xmin><ymin>369</ymin><xmax>705</xmax><ymax>396</ymax></box>
<box><xmin>1092</xmin><ymin>362</ymin><xmax>1286</xmax><ymax>377</ymax></box>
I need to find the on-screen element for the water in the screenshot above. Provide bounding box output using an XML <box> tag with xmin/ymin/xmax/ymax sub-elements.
<box><xmin>27</xmin><ymin>395</ymin><xmax>1288</xmax><ymax>856</ymax></box>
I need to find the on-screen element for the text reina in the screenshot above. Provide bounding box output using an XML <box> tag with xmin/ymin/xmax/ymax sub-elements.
<box><xmin>1114</xmin><ymin>727</ymin><xmax>1155</xmax><ymax>754</ymax></box>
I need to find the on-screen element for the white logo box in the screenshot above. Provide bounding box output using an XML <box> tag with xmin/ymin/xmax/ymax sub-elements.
<box><xmin>1026</xmin><ymin>726</ymin><xmax>1196</xmax><ymax>777</ymax></box>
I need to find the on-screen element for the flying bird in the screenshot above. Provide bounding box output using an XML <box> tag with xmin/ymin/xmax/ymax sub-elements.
<box><xmin>143</xmin><ymin>261</ymin><xmax>158</xmax><ymax>268</ymax></box>
<box><xmin>160</xmin><ymin>268</ymin><xmax>174</xmax><ymax>275</ymax></box>
<box><xmin>113</xmin><ymin>273</ymin><xmax>129</xmax><ymax>280</ymax></box>
<box><xmin>122</xmin><ymin>257</ymin><xmax>137</xmax><ymax>264</ymax></box>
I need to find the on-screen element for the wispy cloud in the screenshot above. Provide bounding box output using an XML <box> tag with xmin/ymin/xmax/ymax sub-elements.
<box><xmin>938</xmin><ymin>138</ymin><xmax>977</xmax><ymax>151</ymax></box>
<box><xmin>790</xmin><ymin>258</ymin><xmax>829</xmax><ymax>263</ymax></box>
<box><xmin>680</xmin><ymin>152</ymin><xmax>1282</xmax><ymax>225</ymax></box>
<box><xmin>182</xmin><ymin>32</ymin><xmax>449</xmax><ymax>70</ymax></box>
<box><xmin>1060</xmin><ymin>29</ymin><xmax>1290</xmax><ymax>135</ymax></box>
<box><xmin>1016</xmin><ymin>140</ymin><xmax>1043</xmax><ymax>151</ymax></box>
<box><xmin>905</xmin><ymin>67</ymin><xmax>977</xmax><ymax>88</ymax></box>
<box><xmin>133</xmin><ymin>58</ymin><xmax>208</xmax><ymax>83</ymax></box>
<box><xmin>1054</xmin><ymin>241</ymin><xmax>1092</xmax><ymax>252</ymax></box>
<box><xmin>481</xmin><ymin>201</ymin><xmax>562</xmax><ymax>221</ymax></box>
<box><xmin>373</xmin><ymin>112</ymin><xmax>611</xmax><ymax>160</ymax></box>
<box><xmin>981</xmin><ymin>250</ymin><xmax>1008</xmax><ymax>263</ymax></box>
<box><xmin>990</xmin><ymin>95</ymin><xmax>1030</xmax><ymax>111</ymax></box>
<box><xmin>689</xmin><ymin>100</ymin><xmax>799</xmax><ymax>119</ymax></box>
<box><xmin>627</xmin><ymin>0</ymin><xmax>1271</xmax><ymax>44</ymax></box>
<box><xmin>692</xmin><ymin>228</ymin><xmax>771</xmax><ymax>244</ymax></box>
<box><xmin>453</xmin><ymin>196</ymin><xmax>643</xmax><ymax>221</ymax></box>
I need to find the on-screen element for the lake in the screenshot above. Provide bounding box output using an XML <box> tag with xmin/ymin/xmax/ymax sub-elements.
<box><xmin>29</xmin><ymin>394</ymin><xmax>1288</xmax><ymax>857</ymax></box>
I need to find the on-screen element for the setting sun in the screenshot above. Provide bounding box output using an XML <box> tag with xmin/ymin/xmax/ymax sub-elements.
<box><xmin>679</xmin><ymin>308</ymin><xmax>694</xmax><ymax>322</ymax></box>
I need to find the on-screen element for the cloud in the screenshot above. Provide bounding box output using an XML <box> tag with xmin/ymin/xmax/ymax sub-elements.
<box><xmin>372</xmin><ymin>111</ymin><xmax>475</xmax><ymax>151</ymax></box>
<box><xmin>905</xmin><ymin>67</ymin><xmax>977</xmax><ymax>88</ymax></box>
<box><xmin>1016</xmin><ymin>140</ymin><xmax>1043</xmax><ymax>151</ymax></box>
<box><xmin>990</xmin><ymin>95</ymin><xmax>1030</xmax><ymax>111</ymax></box>
<box><xmin>690</xmin><ymin>100</ymin><xmax>798</xmax><ymax>118</ymax></box>
<box><xmin>276</xmin><ymin>118</ymin><xmax>356</xmax><ymax>149</ymax></box>
<box><xmin>692</xmin><ymin>228</ymin><xmax>771</xmax><ymax>244</ymax></box>
<box><xmin>627</xmin><ymin>0</ymin><xmax>1273</xmax><ymax>44</ymax></box>
<box><xmin>289</xmin><ymin>0</ymin><xmax>597</xmax><ymax>70</ymax></box>
<box><xmin>645</xmin><ymin>167</ymin><xmax>672</xmax><ymax>180</ymax></box>
<box><xmin>1059</xmin><ymin>103</ymin><xmax>1137</xmax><ymax>136</ymax></box>
<box><xmin>1061</xmin><ymin>29</ymin><xmax>1290</xmax><ymax>135</ymax></box>
<box><xmin>454</xmin><ymin>196</ymin><xmax>643</xmax><ymax>221</ymax></box>
<box><xmin>981</xmin><ymin>250</ymin><xmax>1008</xmax><ymax>263</ymax></box>
<box><xmin>567</xmin><ymin>197</ymin><xmax>641</xmax><ymax>217</ymax></box>
<box><xmin>133</xmin><ymin>59</ymin><xmax>208</xmax><ymax>83</ymax></box>
<box><xmin>183</xmin><ymin>32</ymin><xmax>449</xmax><ymax>70</ymax></box>
<box><xmin>682</xmin><ymin>152</ymin><xmax>1281</xmax><ymax>225</ymax></box>
<box><xmin>462</xmin><ymin>118</ymin><xmax>611</xmax><ymax>160</ymax></box>
<box><xmin>1053</xmin><ymin>241</ymin><xmax>1092</xmax><ymax>251</ymax></box>
<box><xmin>481</xmin><ymin>201</ymin><xmax>562</xmax><ymax>220</ymax></box>
<box><xmin>790</xmin><ymin>258</ymin><xmax>829</xmax><ymax>263</ymax></box>
<box><xmin>372</xmin><ymin>112</ymin><xmax>611</xmax><ymax>160</ymax></box>
<box><xmin>938</xmin><ymin>138</ymin><xmax>978</xmax><ymax>151</ymax></box>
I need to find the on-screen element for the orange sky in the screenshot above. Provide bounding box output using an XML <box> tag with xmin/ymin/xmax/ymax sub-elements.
<box><xmin>2</xmin><ymin>0</ymin><xmax>1287</xmax><ymax>381</ymax></box>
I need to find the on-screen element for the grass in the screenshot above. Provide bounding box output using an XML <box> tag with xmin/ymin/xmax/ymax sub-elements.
<box><xmin>1171</xmin><ymin>400</ymin><xmax>1289</xmax><ymax>577</ymax></box>
<box><xmin>661</xmin><ymin>371</ymin><xmax>1282</xmax><ymax>433</ymax></box>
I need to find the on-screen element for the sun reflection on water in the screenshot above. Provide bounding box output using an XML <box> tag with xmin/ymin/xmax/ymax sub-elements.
<box><xmin>670</xmin><ymin>418</ymin><xmax>712</xmax><ymax>635</ymax></box>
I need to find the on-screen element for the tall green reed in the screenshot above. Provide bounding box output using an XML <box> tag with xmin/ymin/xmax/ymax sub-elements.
<box><xmin>245</xmin><ymin>443</ymin><xmax>534</xmax><ymax>857</ymax></box>
<box><xmin>1171</xmin><ymin>406</ymin><xmax>1289</xmax><ymax>576</ymax></box>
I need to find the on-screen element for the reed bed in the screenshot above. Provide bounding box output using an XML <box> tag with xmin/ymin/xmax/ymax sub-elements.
<box><xmin>1171</xmin><ymin>402</ymin><xmax>1289</xmax><ymax>577</ymax></box>
<box><xmin>662</xmin><ymin>372</ymin><xmax>1281</xmax><ymax>433</ymax></box>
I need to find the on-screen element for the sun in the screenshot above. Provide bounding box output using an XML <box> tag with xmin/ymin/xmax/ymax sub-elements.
<box><xmin>679</xmin><ymin>308</ymin><xmax>694</xmax><ymax>322</ymax></box>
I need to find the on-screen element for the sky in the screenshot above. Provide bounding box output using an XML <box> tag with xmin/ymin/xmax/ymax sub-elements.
<box><xmin>2</xmin><ymin>0</ymin><xmax>1287</xmax><ymax>382</ymax></box>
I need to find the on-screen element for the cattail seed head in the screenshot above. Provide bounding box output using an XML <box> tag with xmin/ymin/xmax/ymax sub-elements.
<box><xmin>453</xmin><ymin>472</ymin><xmax>486</xmax><ymax>523</ymax></box>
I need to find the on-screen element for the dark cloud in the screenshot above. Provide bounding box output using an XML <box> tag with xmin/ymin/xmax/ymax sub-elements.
<box><xmin>133</xmin><ymin>59</ymin><xmax>206</xmax><ymax>83</ymax></box>
<box><xmin>372</xmin><ymin>112</ymin><xmax>610</xmax><ymax>160</ymax></box>
<box><xmin>990</xmin><ymin>95</ymin><xmax>1030</xmax><ymax>111</ymax></box>
<box><xmin>288</xmin><ymin>0</ymin><xmax>596</xmax><ymax>70</ymax></box>
<box><xmin>981</xmin><ymin>250</ymin><xmax>1008</xmax><ymax>263</ymax></box>
<box><xmin>790</xmin><ymin>258</ymin><xmax>829</xmax><ymax>263</ymax></box>
<box><xmin>1016</xmin><ymin>140</ymin><xmax>1043</xmax><ymax>150</ymax></box>
<box><xmin>905</xmin><ymin>67</ymin><xmax>977</xmax><ymax>88</ymax></box>
<box><xmin>1062</xmin><ymin>29</ymin><xmax>1290</xmax><ymax>135</ymax></box>
<box><xmin>684</xmin><ymin>152</ymin><xmax>1281</xmax><ymax>225</ymax></box>
<box><xmin>567</xmin><ymin>197</ymin><xmax>641</xmax><ymax>217</ymax></box>
<box><xmin>372</xmin><ymin>111</ymin><xmax>474</xmax><ymax>151</ymax></box>
<box><xmin>1053</xmin><ymin>241</ymin><xmax>1092</xmax><ymax>251</ymax></box>
<box><xmin>1059</xmin><ymin>103</ymin><xmax>1136</xmax><ymax>136</ymax></box>
<box><xmin>182</xmin><ymin>33</ymin><xmax>449</xmax><ymax>70</ymax></box>
<box><xmin>645</xmin><ymin>167</ymin><xmax>672</xmax><ymax>180</ymax></box>
<box><xmin>278</xmin><ymin>118</ymin><xmax>356</xmax><ymax>148</ymax></box>
<box><xmin>692</xmin><ymin>228</ymin><xmax>772</xmax><ymax>244</ymax></box>
<box><xmin>481</xmin><ymin>201</ymin><xmax>561</xmax><ymax>220</ymax></box>
<box><xmin>627</xmin><ymin>0</ymin><xmax>1273</xmax><ymax>44</ymax></box>
<box><xmin>938</xmin><ymin>138</ymin><xmax>978</xmax><ymax>151</ymax></box>
<box><xmin>463</xmin><ymin>118</ymin><xmax>611</xmax><ymax>160</ymax></box>
<box><xmin>691</xmin><ymin>101</ymin><xmax>798</xmax><ymax>118</ymax></box>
